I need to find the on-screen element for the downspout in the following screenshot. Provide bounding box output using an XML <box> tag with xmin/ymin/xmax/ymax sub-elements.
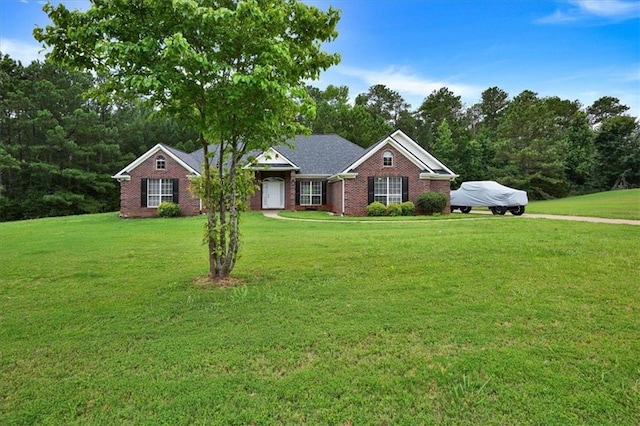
<box><xmin>329</xmin><ymin>174</ymin><xmax>348</xmax><ymax>216</ymax></box>
<box><xmin>340</xmin><ymin>176</ymin><xmax>345</xmax><ymax>216</ymax></box>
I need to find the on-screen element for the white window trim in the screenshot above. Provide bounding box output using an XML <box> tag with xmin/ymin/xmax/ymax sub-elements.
<box><xmin>300</xmin><ymin>181</ymin><xmax>323</xmax><ymax>206</ymax></box>
<box><xmin>374</xmin><ymin>176</ymin><xmax>402</xmax><ymax>206</ymax></box>
<box><xmin>156</xmin><ymin>156</ymin><xmax>166</xmax><ymax>170</ymax></box>
<box><xmin>383</xmin><ymin>151</ymin><xmax>393</xmax><ymax>167</ymax></box>
<box><xmin>147</xmin><ymin>178</ymin><xmax>173</xmax><ymax>208</ymax></box>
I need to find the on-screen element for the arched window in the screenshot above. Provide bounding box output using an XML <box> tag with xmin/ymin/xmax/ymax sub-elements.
<box><xmin>383</xmin><ymin>151</ymin><xmax>393</xmax><ymax>167</ymax></box>
<box><xmin>156</xmin><ymin>155</ymin><xmax>166</xmax><ymax>170</ymax></box>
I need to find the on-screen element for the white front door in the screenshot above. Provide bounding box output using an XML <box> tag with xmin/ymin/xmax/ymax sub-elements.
<box><xmin>262</xmin><ymin>178</ymin><xmax>285</xmax><ymax>209</ymax></box>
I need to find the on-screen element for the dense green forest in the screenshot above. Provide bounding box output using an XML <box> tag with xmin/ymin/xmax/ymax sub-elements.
<box><xmin>1</xmin><ymin>53</ymin><xmax>638</xmax><ymax>221</ymax></box>
<box><xmin>0</xmin><ymin>54</ymin><xmax>199</xmax><ymax>221</ymax></box>
<box><xmin>305</xmin><ymin>84</ymin><xmax>639</xmax><ymax>199</ymax></box>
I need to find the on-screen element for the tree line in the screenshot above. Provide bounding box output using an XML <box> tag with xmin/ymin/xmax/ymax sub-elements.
<box><xmin>304</xmin><ymin>84</ymin><xmax>639</xmax><ymax>200</ymax></box>
<box><xmin>1</xmin><ymin>53</ymin><xmax>638</xmax><ymax>221</ymax></box>
<box><xmin>0</xmin><ymin>54</ymin><xmax>199</xmax><ymax>221</ymax></box>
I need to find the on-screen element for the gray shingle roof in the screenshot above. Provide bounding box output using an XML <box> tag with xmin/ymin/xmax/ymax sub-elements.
<box><xmin>162</xmin><ymin>144</ymin><xmax>202</xmax><ymax>173</ymax></box>
<box><xmin>273</xmin><ymin>134</ymin><xmax>365</xmax><ymax>175</ymax></box>
<box><xmin>187</xmin><ymin>134</ymin><xmax>365</xmax><ymax>176</ymax></box>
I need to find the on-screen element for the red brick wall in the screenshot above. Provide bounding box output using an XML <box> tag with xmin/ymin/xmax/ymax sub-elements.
<box><xmin>243</xmin><ymin>144</ymin><xmax>453</xmax><ymax>216</ymax></box>
<box><xmin>248</xmin><ymin>170</ymin><xmax>298</xmax><ymax>210</ymax></box>
<box><xmin>248</xmin><ymin>171</ymin><xmax>264</xmax><ymax>211</ymax></box>
<box><xmin>119</xmin><ymin>153</ymin><xmax>200</xmax><ymax>218</ymax></box>
<box><xmin>328</xmin><ymin>180</ymin><xmax>342</xmax><ymax>214</ymax></box>
<box><xmin>287</xmin><ymin>171</ymin><xmax>296</xmax><ymax>211</ymax></box>
<box><xmin>340</xmin><ymin>144</ymin><xmax>452</xmax><ymax>216</ymax></box>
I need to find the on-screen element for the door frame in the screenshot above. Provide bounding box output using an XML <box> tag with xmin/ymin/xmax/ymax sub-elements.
<box><xmin>262</xmin><ymin>177</ymin><xmax>285</xmax><ymax>209</ymax></box>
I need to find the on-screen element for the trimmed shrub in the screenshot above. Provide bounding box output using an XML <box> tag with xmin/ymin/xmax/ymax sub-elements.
<box><xmin>400</xmin><ymin>201</ymin><xmax>415</xmax><ymax>216</ymax></box>
<box><xmin>416</xmin><ymin>192</ymin><xmax>448</xmax><ymax>215</ymax></box>
<box><xmin>157</xmin><ymin>201</ymin><xmax>180</xmax><ymax>218</ymax></box>
<box><xmin>366</xmin><ymin>201</ymin><xmax>386</xmax><ymax>216</ymax></box>
<box><xmin>386</xmin><ymin>203</ymin><xmax>403</xmax><ymax>216</ymax></box>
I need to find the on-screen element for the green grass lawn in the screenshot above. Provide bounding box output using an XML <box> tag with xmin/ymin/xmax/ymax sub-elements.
<box><xmin>278</xmin><ymin>210</ymin><xmax>478</xmax><ymax>221</ymax></box>
<box><xmin>282</xmin><ymin>189</ymin><xmax>640</xmax><ymax>221</ymax></box>
<box><xmin>526</xmin><ymin>188</ymin><xmax>640</xmax><ymax>220</ymax></box>
<box><xmin>1</xmin><ymin>208</ymin><xmax>639</xmax><ymax>424</ymax></box>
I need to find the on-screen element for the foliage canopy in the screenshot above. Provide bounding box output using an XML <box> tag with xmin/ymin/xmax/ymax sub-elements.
<box><xmin>35</xmin><ymin>0</ymin><xmax>340</xmax><ymax>281</ymax></box>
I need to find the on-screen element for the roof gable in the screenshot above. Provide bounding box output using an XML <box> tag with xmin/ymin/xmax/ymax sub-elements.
<box><xmin>339</xmin><ymin>130</ymin><xmax>457</xmax><ymax>177</ymax></box>
<box><xmin>389</xmin><ymin>130</ymin><xmax>456</xmax><ymax>175</ymax></box>
<box><xmin>112</xmin><ymin>144</ymin><xmax>200</xmax><ymax>179</ymax></box>
<box><xmin>250</xmin><ymin>147</ymin><xmax>299</xmax><ymax>170</ymax></box>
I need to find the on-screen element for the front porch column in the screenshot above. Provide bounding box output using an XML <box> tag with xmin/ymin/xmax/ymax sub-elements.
<box><xmin>287</xmin><ymin>170</ymin><xmax>297</xmax><ymax>210</ymax></box>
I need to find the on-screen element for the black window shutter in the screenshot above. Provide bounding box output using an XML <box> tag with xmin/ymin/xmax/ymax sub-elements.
<box><xmin>367</xmin><ymin>177</ymin><xmax>374</xmax><ymax>204</ymax></box>
<box><xmin>141</xmin><ymin>179</ymin><xmax>148</xmax><ymax>207</ymax></box>
<box><xmin>321</xmin><ymin>181</ymin><xmax>327</xmax><ymax>205</ymax></box>
<box><xmin>172</xmin><ymin>179</ymin><xmax>179</xmax><ymax>203</ymax></box>
<box><xmin>402</xmin><ymin>177</ymin><xmax>409</xmax><ymax>202</ymax></box>
<box><xmin>295</xmin><ymin>180</ymin><xmax>300</xmax><ymax>205</ymax></box>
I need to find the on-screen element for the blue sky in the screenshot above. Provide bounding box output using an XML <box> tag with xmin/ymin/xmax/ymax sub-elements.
<box><xmin>1</xmin><ymin>0</ymin><xmax>639</xmax><ymax>116</ymax></box>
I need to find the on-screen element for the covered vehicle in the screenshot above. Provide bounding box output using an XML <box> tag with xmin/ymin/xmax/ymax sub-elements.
<box><xmin>450</xmin><ymin>181</ymin><xmax>528</xmax><ymax>215</ymax></box>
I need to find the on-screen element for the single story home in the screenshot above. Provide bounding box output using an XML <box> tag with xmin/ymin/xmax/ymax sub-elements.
<box><xmin>112</xmin><ymin>129</ymin><xmax>458</xmax><ymax>217</ymax></box>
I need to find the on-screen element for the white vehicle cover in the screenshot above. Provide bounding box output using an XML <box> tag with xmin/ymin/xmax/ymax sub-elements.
<box><xmin>451</xmin><ymin>181</ymin><xmax>528</xmax><ymax>207</ymax></box>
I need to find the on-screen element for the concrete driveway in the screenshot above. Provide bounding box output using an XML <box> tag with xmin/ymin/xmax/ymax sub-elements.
<box><xmin>262</xmin><ymin>210</ymin><xmax>640</xmax><ymax>225</ymax></box>
<box><xmin>465</xmin><ymin>210</ymin><xmax>640</xmax><ymax>225</ymax></box>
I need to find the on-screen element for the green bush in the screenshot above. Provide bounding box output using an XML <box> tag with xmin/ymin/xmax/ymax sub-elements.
<box><xmin>386</xmin><ymin>203</ymin><xmax>403</xmax><ymax>216</ymax></box>
<box><xmin>400</xmin><ymin>201</ymin><xmax>415</xmax><ymax>216</ymax></box>
<box><xmin>366</xmin><ymin>201</ymin><xmax>386</xmax><ymax>216</ymax></box>
<box><xmin>416</xmin><ymin>192</ymin><xmax>448</xmax><ymax>215</ymax></box>
<box><xmin>157</xmin><ymin>201</ymin><xmax>180</xmax><ymax>218</ymax></box>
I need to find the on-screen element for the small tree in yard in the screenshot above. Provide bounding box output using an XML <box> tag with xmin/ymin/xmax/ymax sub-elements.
<box><xmin>35</xmin><ymin>0</ymin><xmax>340</xmax><ymax>283</ymax></box>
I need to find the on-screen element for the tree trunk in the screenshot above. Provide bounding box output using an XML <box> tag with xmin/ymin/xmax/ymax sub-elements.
<box><xmin>203</xmin><ymin>136</ymin><xmax>240</xmax><ymax>282</ymax></box>
<box><xmin>221</xmin><ymin>152</ymin><xmax>239</xmax><ymax>275</ymax></box>
<box><xmin>212</xmin><ymin>144</ymin><xmax>241</xmax><ymax>280</ymax></box>
<box><xmin>200</xmin><ymin>134</ymin><xmax>219</xmax><ymax>280</ymax></box>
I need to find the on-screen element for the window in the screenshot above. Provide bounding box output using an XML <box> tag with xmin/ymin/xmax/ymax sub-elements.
<box><xmin>383</xmin><ymin>151</ymin><xmax>393</xmax><ymax>167</ymax></box>
<box><xmin>156</xmin><ymin>156</ymin><xmax>166</xmax><ymax>170</ymax></box>
<box><xmin>368</xmin><ymin>177</ymin><xmax>408</xmax><ymax>205</ymax></box>
<box><xmin>147</xmin><ymin>178</ymin><xmax>174</xmax><ymax>207</ymax></box>
<box><xmin>374</xmin><ymin>177</ymin><xmax>403</xmax><ymax>205</ymax></box>
<box><xmin>300</xmin><ymin>181</ymin><xmax>323</xmax><ymax>205</ymax></box>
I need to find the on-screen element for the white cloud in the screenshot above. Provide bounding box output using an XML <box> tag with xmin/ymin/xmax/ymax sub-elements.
<box><xmin>571</xmin><ymin>0</ymin><xmax>640</xmax><ymax>18</ymax></box>
<box><xmin>538</xmin><ymin>0</ymin><xmax>640</xmax><ymax>23</ymax></box>
<box><xmin>537</xmin><ymin>10</ymin><xmax>580</xmax><ymax>23</ymax></box>
<box><xmin>334</xmin><ymin>65</ymin><xmax>481</xmax><ymax>105</ymax></box>
<box><xmin>0</xmin><ymin>39</ymin><xmax>45</xmax><ymax>64</ymax></box>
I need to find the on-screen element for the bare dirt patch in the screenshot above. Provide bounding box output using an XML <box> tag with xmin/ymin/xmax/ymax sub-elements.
<box><xmin>192</xmin><ymin>275</ymin><xmax>244</xmax><ymax>288</ymax></box>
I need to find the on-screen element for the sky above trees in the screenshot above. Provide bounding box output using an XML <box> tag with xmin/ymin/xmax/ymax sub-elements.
<box><xmin>1</xmin><ymin>0</ymin><xmax>639</xmax><ymax>116</ymax></box>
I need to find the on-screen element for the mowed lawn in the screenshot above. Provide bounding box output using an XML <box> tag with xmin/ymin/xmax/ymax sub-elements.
<box><xmin>526</xmin><ymin>188</ymin><xmax>640</xmax><ymax>220</ymax></box>
<box><xmin>1</xmin><ymin>209</ymin><xmax>639</xmax><ymax>424</ymax></box>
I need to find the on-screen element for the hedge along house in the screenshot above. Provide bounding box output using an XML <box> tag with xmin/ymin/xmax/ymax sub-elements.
<box><xmin>112</xmin><ymin>129</ymin><xmax>458</xmax><ymax>217</ymax></box>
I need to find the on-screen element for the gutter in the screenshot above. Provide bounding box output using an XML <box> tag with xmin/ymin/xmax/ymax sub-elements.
<box><xmin>111</xmin><ymin>172</ymin><xmax>131</xmax><ymax>182</ymax></box>
<box><xmin>327</xmin><ymin>172</ymin><xmax>358</xmax><ymax>183</ymax></box>
<box><xmin>419</xmin><ymin>172</ymin><xmax>459</xmax><ymax>180</ymax></box>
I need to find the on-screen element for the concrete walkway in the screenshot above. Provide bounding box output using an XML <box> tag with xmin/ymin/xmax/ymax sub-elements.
<box><xmin>262</xmin><ymin>210</ymin><xmax>640</xmax><ymax>226</ymax></box>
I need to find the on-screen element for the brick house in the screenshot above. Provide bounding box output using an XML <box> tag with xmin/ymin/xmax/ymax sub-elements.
<box><xmin>112</xmin><ymin>129</ymin><xmax>457</xmax><ymax>217</ymax></box>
